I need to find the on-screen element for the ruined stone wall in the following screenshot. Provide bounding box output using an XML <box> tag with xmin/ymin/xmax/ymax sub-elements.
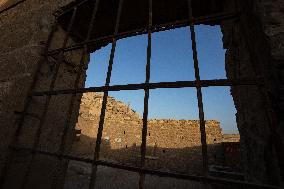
<box><xmin>221</xmin><ymin>0</ymin><xmax>284</xmax><ymax>185</ymax></box>
<box><xmin>222</xmin><ymin>134</ymin><xmax>240</xmax><ymax>142</ymax></box>
<box><xmin>1</xmin><ymin>0</ymin><xmax>283</xmax><ymax>187</ymax></box>
<box><xmin>0</xmin><ymin>1</ymin><xmax>87</xmax><ymax>188</ymax></box>
<box><xmin>73</xmin><ymin>93</ymin><xmax>223</xmax><ymax>174</ymax></box>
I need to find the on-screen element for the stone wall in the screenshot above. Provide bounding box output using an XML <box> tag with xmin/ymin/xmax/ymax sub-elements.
<box><xmin>0</xmin><ymin>1</ymin><xmax>87</xmax><ymax>189</ymax></box>
<box><xmin>221</xmin><ymin>0</ymin><xmax>284</xmax><ymax>185</ymax></box>
<box><xmin>0</xmin><ymin>0</ymin><xmax>283</xmax><ymax>187</ymax></box>
<box><xmin>73</xmin><ymin>93</ymin><xmax>224</xmax><ymax>175</ymax></box>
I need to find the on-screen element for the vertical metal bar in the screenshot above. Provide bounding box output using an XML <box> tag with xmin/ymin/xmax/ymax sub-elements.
<box><xmin>139</xmin><ymin>0</ymin><xmax>152</xmax><ymax>188</ymax></box>
<box><xmin>88</xmin><ymin>0</ymin><xmax>124</xmax><ymax>189</ymax></box>
<box><xmin>19</xmin><ymin>7</ymin><xmax>78</xmax><ymax>189</ymax></box>
<box><xmin>50</xmin><ymin>50</ymin><xmax>87</xmax><ymax>188</ymax></box>
<box><xmin>187</xmin><ymin>0</ymin><xmax>209</xmax><ymax>176</ymax></box>
<box><xmin>51</xmin><ymin>0</ymin><xmax>103</xmax><ymax>188</ymax></box>
<box><xmin>0</xmin><ymin>19</ymin><xmax>58</xmax><ymax>189</ymax></box>
<box><xmin>50</xmin><ymin>56</ymin><xmax>86</xmax><ymax>189</ymax></box>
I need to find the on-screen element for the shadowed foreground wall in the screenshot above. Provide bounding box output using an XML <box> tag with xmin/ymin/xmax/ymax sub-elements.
<box><xmin>221</xmin><ymin>0</ymin><xmax>284</xmax><ymax>184</ymax></box>
<box><xmin>0</xmin><ymin>1</ymin><xmax>86</xmax><ymax>189</ymax></box>
<box><xmin>0</xmin><ymin>0</ymin><xmax>283</xmax><ymax>188</ymax></box>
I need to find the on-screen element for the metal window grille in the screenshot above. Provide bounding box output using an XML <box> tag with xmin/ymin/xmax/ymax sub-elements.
<box><xmin>0</xmin><ymin>0</ymin><xmax>281</xmax><ymax>189</ymax></box>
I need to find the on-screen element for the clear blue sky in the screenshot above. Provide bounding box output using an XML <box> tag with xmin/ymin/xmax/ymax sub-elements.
<box><xmin>85</xmin><ymin>25</ymin><xmax>238</xmax><ymax>134</ymax></box>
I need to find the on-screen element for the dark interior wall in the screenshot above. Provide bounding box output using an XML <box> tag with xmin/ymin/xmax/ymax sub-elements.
<box><xmin>0</xmin><ymin>0</ymin><xmax>283</xmax><ymax>188</ymax></box>
<box><xmin>57</xmin><ymin>0</ymin><xmax>226</xmax><ymax>53</ymax></box>
<box><xmin>0</xmin><ymin>1</ymin><xmax>87</xmax><ymax>189</ymax></box>
<box><xmin>221</xmin><ymin>0</ymin><xmax>284</xmax><ymax>185</ymax></box>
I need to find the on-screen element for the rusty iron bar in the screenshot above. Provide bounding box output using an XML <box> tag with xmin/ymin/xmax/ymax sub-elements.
<box><xmin>2</xmin><ymin>0</ymin><xmax>280</xmax><ymax>188</ymax></box>
<box><xmin>139</xmin><ymin>0</ymin><xmax>152</xmax><ymax>188</ymax></box>
<box><xmin>88</xmin><ymin>0</ymin><xmax>124</xmax><ymax>188</ymax></box>
<box><xmin>50</xmin><ymin>3</ymin><xmax>102</xmax><ymax>188</ymax></box>
<box><xmin>18</xmin><ymin>7</ymin><xmax>79</xmax><ymax>189</ymax></box>
<box><xmin>0</xmin><ymin>20</ymin><xmax>59</xmax><ymax>189</ymax></box>
<box><xmin>187</xmin><ymin>0</ymin><xmax>209</xmax><ymax>176</ymax></box>
<box><xmin>14</xmin><ymin>111</ymin><xmax>41</xmax><ymax>120</ymax></box>
<box><xmin>56</xmin><ymin>0</ymin><xmax>89</xmax><ymax>17</ymax></box>
<box><xmin>47</xmin><ymin>11</ymin><xmax>240</xmax><ymax>55</ymax></box>
<box><xmin>0</xmin><ymin>0</ymin><xmax>27</xmax><ymax>15</ymax></box>
<box><xmin>32</xmin><ymin>78</ymin><xmax>261</xmax><ymax>97</ymax></box>
<box><xmin>50</xmin><ymin>0</ymin><xmax>102</xmax><ymax>187</ymax></box>
<box><xmin>9</xmin><ymin>145</ymin><xmax>282</xmax><ymax>189</ymax></box>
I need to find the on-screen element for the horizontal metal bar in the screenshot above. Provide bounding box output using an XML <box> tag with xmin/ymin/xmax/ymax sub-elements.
<box><xmin>10</xmin><ymin>145</ymin><xmax>281</xmax><ymax>189</ymax></box>
<box><xmin>32</xmin><ymin>78</ymin><xmax>260</xmax><ymax>97</ymax></box>
<box><xmin>47</xmin><ymin>11</ymin><xmax>240</xmax><ymax>55</ymax></box>
<box><xmin>14</xmin><ymin>111</ymin><xmax>41</xmax><ymax>120</ymax></box>
<box><xmin>55</xmin><ymin>0</ymin><xmax>89</xmax><ymax>17</ymax></box>
<box><xmin>0</xmin><ymin>0</ymin><xmax>27</xmax><ymax>15</ymax></box>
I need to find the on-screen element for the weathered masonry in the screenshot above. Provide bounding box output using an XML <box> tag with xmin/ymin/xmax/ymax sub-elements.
<box><xmin>73</xmin><ymin>93</ymin><xmax>225</xmax><ymax>175</ymax></box>
<box><xmin>0</xmin><ymin>0</ymin><xmax>283</xmax><ymax>189</ymax></box>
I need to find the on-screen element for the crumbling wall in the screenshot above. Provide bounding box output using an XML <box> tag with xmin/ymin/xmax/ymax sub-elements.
<box><xmin>1</xmin><ymin>0</ymin><xmax>283</xmax><ymax>187</ymax></box>
<box><xmin>73</xmin><ymin>93</ymin><xmax>223</xmax><ymax>174</ymax></box>
<box><xmin>0</xmin><ymin>1</ymin><xmax>87</xmax><ymax>189</ymax></box>
<box><xmin>221</xmin><ymin>0</ymin><xmax>284</xmax><ymax>185</ymax></box>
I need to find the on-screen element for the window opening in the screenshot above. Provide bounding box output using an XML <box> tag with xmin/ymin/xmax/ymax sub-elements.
<box><xmin>1</xmin><ymin>0</ymin><xmax>278</xmax><ymax>189</ymax></box>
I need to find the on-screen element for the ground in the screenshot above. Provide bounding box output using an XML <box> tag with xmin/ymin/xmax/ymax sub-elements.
<box><xmin>64</xmin><ymin>161</ymin><xmax>208</xmax><ymax>189</ymax></box>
